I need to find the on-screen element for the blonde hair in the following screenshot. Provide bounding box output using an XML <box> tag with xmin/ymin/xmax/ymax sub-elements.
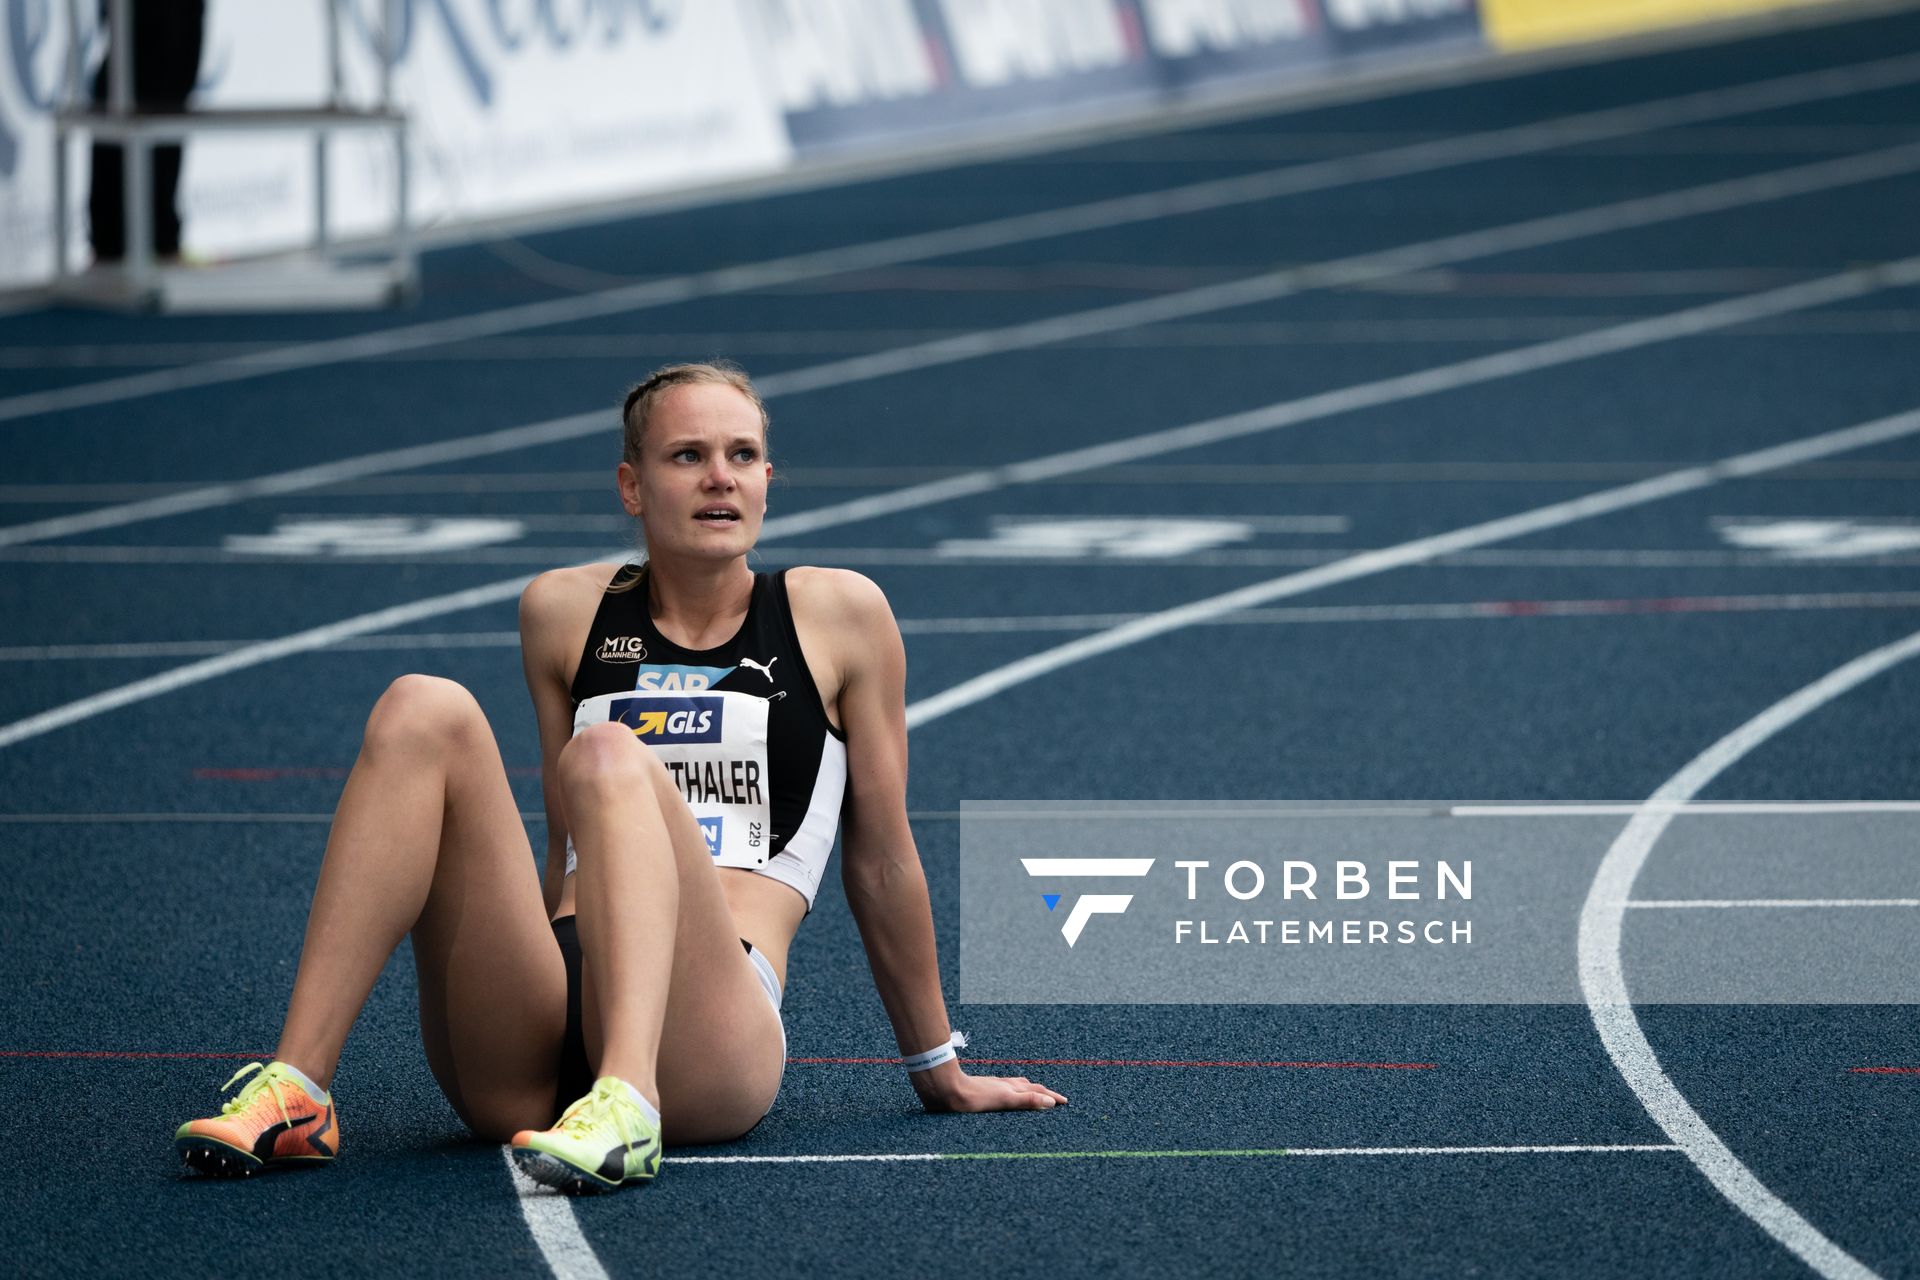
<box><xmin>610</xmin><ymin>361</ymin><xmax>769</xmax><ymax>594</ymax></box>
<box><xmin>620</xmin><ymin>361</ymin><xmax>769</xmax><ymax>468</ymax></box>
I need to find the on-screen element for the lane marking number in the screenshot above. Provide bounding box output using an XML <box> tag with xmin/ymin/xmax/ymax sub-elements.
<box><xmin>935</xmin><ymin>515</ymin><xmax>1343</xmax><ymax>559</ymax></box>
<box><xmin>223</xmin><ymin>516</ymin><xmax>526</xmax><ymax>557</ymax></box>
<box><xmin>1714</xmin><ymin>516</ymin><xmax>1920</xmax><ymax>560</ymax></box>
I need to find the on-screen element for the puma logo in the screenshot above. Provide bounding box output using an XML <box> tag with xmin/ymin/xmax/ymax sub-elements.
<box><xmin>252</xmin><ymin>1111</ymin><xmax>318</xmax><ymax>1161</ymax></box>
<box><xmin>740</xmin><ymin>657</ymin><xmax>778</xmax><ymax>683</ymax></box>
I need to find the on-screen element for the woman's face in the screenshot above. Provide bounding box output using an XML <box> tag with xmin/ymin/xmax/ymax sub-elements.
<box><xmin>617</xmin><ymin>382</ymin><xmax>771</xmax><ymax>565</ymax></box>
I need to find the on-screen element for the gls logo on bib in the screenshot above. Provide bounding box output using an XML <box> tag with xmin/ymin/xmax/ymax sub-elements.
<box><xmin>609</xmin><ymin>696</ymin><xmax>725</xmax><ymax>743</ymax></box>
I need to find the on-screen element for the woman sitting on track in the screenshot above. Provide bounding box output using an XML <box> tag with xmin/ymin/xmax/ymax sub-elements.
<box><xmin>173</xmin><ymin>362</ymin><xmax>1067</xmax><ymax>1193</ymax></box>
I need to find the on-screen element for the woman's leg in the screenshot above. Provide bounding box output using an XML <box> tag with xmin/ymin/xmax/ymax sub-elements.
<box><xmin>275</xmin><ymin>675</ymin><xmax>566</xmax><ymax>1139</ymax></box>
<box><xmin>558</xmin><ymin>723</ymin><xmax>786</xmax><ymax>1143</ymax></box>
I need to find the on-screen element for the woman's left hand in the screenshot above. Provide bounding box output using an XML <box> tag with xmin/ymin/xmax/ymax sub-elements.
<box><xmin>912</xmin><ymin>1065</ymin><xmax>1068</xmax><ymax>1112</ymax></box>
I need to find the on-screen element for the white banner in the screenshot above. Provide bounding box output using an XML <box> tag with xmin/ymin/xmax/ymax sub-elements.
<box><xmin>0</xmin><ymin>0</ymin><xmax>86</xmax><ymax>288</ymax></box>
<box><xmin>0</xmin><ymin>0</ymin><xmax>792</xmax><ymax>289</ymax></box>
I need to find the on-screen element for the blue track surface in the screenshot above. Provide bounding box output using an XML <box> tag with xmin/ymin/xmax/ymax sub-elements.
<box><xmin>4</xmin><ymin>7</ymin><xmax>1919</xmax><ymax>1277</ymax></box>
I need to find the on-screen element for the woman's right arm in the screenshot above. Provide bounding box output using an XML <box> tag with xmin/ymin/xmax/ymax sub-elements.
<box><xmin>519</xmin><ymin>567</ymin><xmax>599</xmax><ymax>919</ymax></box>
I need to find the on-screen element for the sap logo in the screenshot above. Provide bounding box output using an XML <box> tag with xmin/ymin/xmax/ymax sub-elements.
<box><xmin>939</xmin><ymin>0</ymin><xmax>1135</xmax><ymax>89</ymax></box>
<box><xmin>1322</xmin><ymin>0</ymin><xmax>1469</xmax><ymax>31</ymax></box>
<box><xmin>751</xmin><ymin>0</ymin><xmax>940</xmax><ymax>111</ymax></box>
<box><xmin>597</xmin><ymin>636</ymin><xmax>648</xmax><ymax>663</ymax></box>
<box><xmin>633</xmin><ymin>664</ymin><xmax>735</xmax><ymax>691</ymax></box>
<box><xmin>697</xmin><ymin>816</ymin><xmax>724</xmax><ymax>857</ymax></box>
<box><xmin>1138</xmin><ymin>0</ymin><xmax>1309</xmax><ymax>57</ymax></box>
<box><xmin>1022</xmin><ymin>856</ymin><xmax>1155</xmax><ymax>947</ymax></box>
<box><xmin>609</xmin><ymin>696</ymin><xmax>724</xmax><ymax>743</ymax></box>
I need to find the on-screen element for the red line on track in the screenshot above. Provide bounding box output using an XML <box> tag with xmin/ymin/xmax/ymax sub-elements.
<box><xmin>1849</xmin><ymin>1066</ymin><xmax>1920</xmax><ymax>1075</ymax></box>
<box><xmin>0</xmin><ymin>1050</ymin><xmax>268</xmax><ymax>1060</ymax></box>
<box><xmin>786</xmin><ymin>1057</ymin><xmax>1434</xmax><ymax>1070</ymax></box>
<box><xmin>1479</xmin><ymin>593</ymin><xmax>1920</xmax><ymax>618</ymax></box>
<box><xmin>10</xmin><ymin>1049</ymin><xmax>1438</xmax><ymax>1071</ymax></box>
<box><xmin>195</xmin><ymin>766</ymin><xmax>540</xmax><ymax>780</ymax></box>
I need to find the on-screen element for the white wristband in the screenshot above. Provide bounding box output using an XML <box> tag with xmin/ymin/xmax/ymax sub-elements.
<box><xmin>902</xmin><ymin>1030</ymin><xmax>968</xmax><ymax>1073</ymax></box>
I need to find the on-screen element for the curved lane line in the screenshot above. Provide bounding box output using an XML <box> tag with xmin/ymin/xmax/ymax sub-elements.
<box><xmin>1577</xmin><ymin>628</ymin><xmax>1920</xmax><ymax>1280</ymax></box>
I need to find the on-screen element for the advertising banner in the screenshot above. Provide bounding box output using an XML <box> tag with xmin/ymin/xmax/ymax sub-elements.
<box><xmin>742</xmin><ymin>0</ymin><xmax>1165</xmax><ymax>151</ymax></box>
<box><xmin>0</xmin><ymin>0</ymin><xmax>792</xmax><ymax>288</ymax></box>
<box><xmin>24</xmin><ymin>0</ymin><xmax>1840</xmax><ymax>295</ymax></box>
<box><xmin>184</xmin><ymin>0</ymin><xmax>791</xmax><ymax>262</ymax></box>
<box><xmin>1134</xmin><ymin>0</ymin><xmax>1328</xmax><ymax>90</ymax></box>
<box><xmin>1313</xmin><ymin>0</ymin><xmax>1482</xmax><ymax>57</ymax></box>
<box><xmin>1480</xmin><ymin>0</ymin><xmax>1852</xmax><ymax>51</ymax></box>
<box><xmin>745</xmin><ymin>0</ymin><xmax>1485</xmax><ymax>154</ymax></box>
<box><xmin>0</xmin><ymin>1</ymin><xmax>84</xmax><ymax>288</ymax></box>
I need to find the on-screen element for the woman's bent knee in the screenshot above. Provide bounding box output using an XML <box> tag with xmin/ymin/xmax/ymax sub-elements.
<box><xmin>557</xmin><ymin>722</ymin><xmax>665</xmax><ymax>803</ymax></box>
<box><xmin>364</xmin><ymin>674</ymin><xmax>485</xmax><ymax>756</ymax></box>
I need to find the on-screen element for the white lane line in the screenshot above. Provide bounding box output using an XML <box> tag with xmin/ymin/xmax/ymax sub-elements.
<box><xmin>973</xmin><ymin>804</ymin><xmax>1920</xmax><ymax>820</ymax></box>
<box><xmin>949</xmin><ymin>802</ymin><xmax>1920</xmax><ymax>821</ymax></box>
<box><xmin>503</xmin><ymin>1149</ymin><xmax>610</xmax><ymax>1280</ymax></box>
<box><xmin>7</xmin><ymin>49</ymin><xmax>1920</xmax><ymax>430</ymax></box>
<box><xmin>665</xmin><ymin>1144</ymin><xmax>1680</xmax><ymax>1165</ymax></box>
<box><xmin>0</xmin><ymin>805</ymin><xmax>1898</xmax><ymax>825</ymax></box>
<box><xmin>10</xmin><ymin>304</ymin><xmax>1919</xmax><ymax>376</ymax></box>
<box><xmin>13</xmin><ymin>592</ymin><xmax>1918</xmax><ymax>661</ymax></box>
<box><xmin>0</xmin><ymin>810</ymin><xmax>963</xmax><ymax>824</ymax></box>
<box><xmin>6</xmin><ymin>451</ymin><xmax>1897</xmax><ymax>502</ymax></box>
<box><xmin>674</xmin><ymin>1153</ymin><xmax>946</xmax><ymax>1164</ymax></box>
<box><xmin>0</xmin><ymin>578</ymin><xmax>538</xmax><ymax>751</ymax></box>
<box><xmin>898</xmin><ymin>594</ymin><xmax>1920</xmax><ymax>632</ymax></box>
<box><xmin>12</xmin><ymin>141</ymin><xmax>1920</xmax><ymax>554</ymax></box>
<box><xmin>1625</xmin><ymin>898</ymin><xmax>1920</xmax><ymax>908</ymax></box>
<box><xmin>1281</xmin><ymin>1144</ymin><xmax>1679</xmax><ymax>1157</ymax></box>
<box><xmin>1456</xmin><ymin>802</ymin><xmax>1920</xmax><ymax>815</ymax></box>
<box><xmin>0</xmin><ymin>812</ymin><xmax>365</xmax><ymax>824</ymax></box>
<box><xmin>16</xmin><ymin>544</ymin><xmax>1920</xmax><ymax>569</ymax></box>
<box><xmin>1043</xmin><ymin>123</ymin><xmax>1920</xmax><ymax>159</ymax></box>
<box><xmin>1578</xmin><ymin>627</ymin><xmax>1920</xmax><ymax>1280</ymax></box>
<box><xmin>902</xmin><ymin>401</ymin><xmax>1920</xmax><ymax>729</ymax></box>
<box><xmin>5</xmin><ymin>260</ymin><xmax>1920</xmax><ymax>752</ymax></box>
<box><xmin>0</xmin><ymin>414</ymin><xmax>613</xmax><ymax>549</ymax></box>
<box><xmin>0</xmin><ymin>632</ymin><xmax>525</xmax><ymax>661</ymax></box>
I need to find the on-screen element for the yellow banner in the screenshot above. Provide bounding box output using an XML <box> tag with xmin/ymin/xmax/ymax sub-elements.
<box><xmin>1481</xmin><ymin>0</ymin><xmax>1853</xmax><ymax>50</ymax></box>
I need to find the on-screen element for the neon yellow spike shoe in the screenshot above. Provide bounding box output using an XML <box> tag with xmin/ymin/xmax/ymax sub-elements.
<box><xmin>174</xmin><ymin>1061</ymin><xmax>338</xmax><ymax>1177</ymax></box>
<box><xmin>510</xmin><ymin>1077</ymin><xmax>662</xmax><ymax>1195</ymax></box>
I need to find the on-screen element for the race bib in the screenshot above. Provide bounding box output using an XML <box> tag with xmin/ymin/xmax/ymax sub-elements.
<box><xmin>566</xmin><ymin>690</ymin><xmax>773</xmax><ymax>870</ymax></box>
